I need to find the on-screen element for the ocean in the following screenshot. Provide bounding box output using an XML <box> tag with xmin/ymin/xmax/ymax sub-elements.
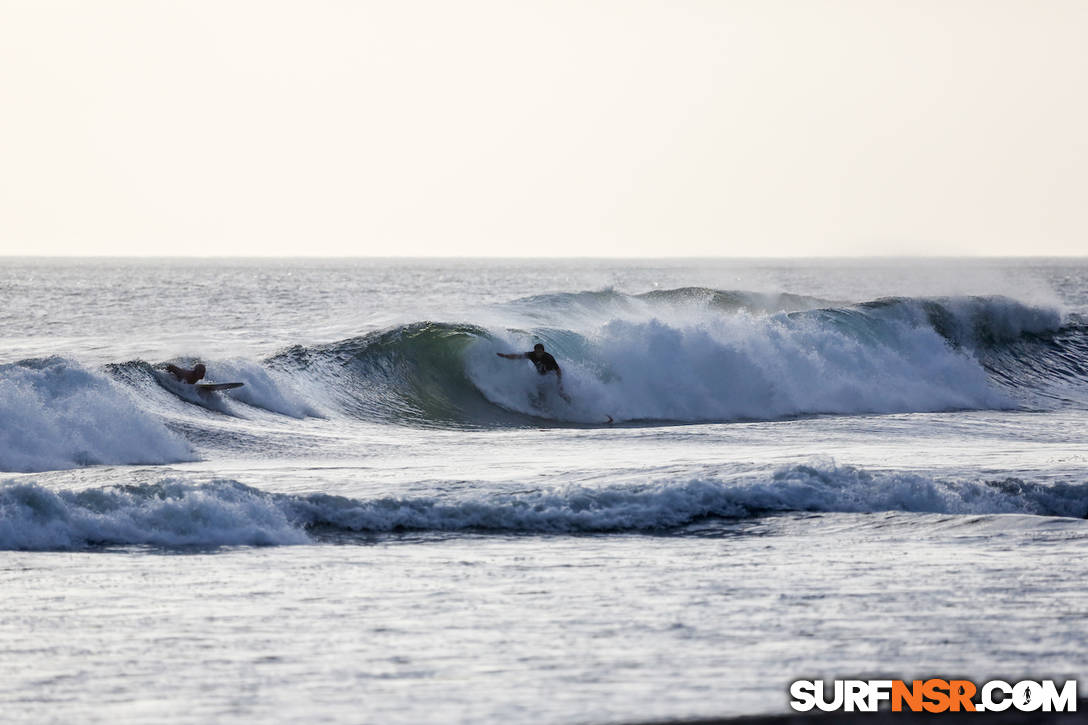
<box><xmin>1</xmin><ymin>257</ymin><xmax>1085</xmax><ymax>723</ymax></box>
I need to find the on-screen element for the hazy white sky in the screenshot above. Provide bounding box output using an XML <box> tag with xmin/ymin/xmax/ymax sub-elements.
<box><xmin>1</xmin><ymin>0</ymin><xmax>1086</xmax><ymax>257</ymax></box>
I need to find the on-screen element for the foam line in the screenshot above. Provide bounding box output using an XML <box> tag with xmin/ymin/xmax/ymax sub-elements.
<box><xmin>3</xmin><ymin>464</ymin><xmax>1084</xmax><ymax>549</ymax></box>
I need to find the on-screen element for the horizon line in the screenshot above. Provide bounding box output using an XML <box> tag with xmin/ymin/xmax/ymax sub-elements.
<box><xmin>2</xmin><ymin>253</ymin><xmax>1086</xmax><ymax>261</ymax></box>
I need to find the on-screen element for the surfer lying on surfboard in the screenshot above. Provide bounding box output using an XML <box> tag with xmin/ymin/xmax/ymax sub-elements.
<box><xmin>497</xmin><ymin>343</ymin><xmax>572</xmax><ymax>403</ymax></box>
<box><xmin>165</xmin><ymin>362</ymin><xmax>206</xmax><ymax>384</ymax></box>
<box><xmin>161</xmin><ymin>362</ymin><xmax>245</xmax><ymax>392</ymax></box>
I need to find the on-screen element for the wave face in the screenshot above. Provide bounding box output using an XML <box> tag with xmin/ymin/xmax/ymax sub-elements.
<box><xmin>3</xmin><ymin>463</ymin><xmax>1085</xmax><ymax>549</ymax></box>
<box><xmin>272</xmin><ymin>322</ymin><xmax>529</xmax><ymax>426</ymax></box>
<box><xmin>272</xmin><ymin>292</ymin><xmax>1079</xmax><ymax>426</ymax></box>
<box><xmin>0</xmin><ymin>358</ymin><xmax>194</xmax><ymax>473</ymax></box>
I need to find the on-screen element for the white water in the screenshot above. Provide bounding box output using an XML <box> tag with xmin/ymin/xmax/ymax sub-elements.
<box><xmin>0</xmin><ymin>358</ymin><xmax>192</xmax><ymax>472</ymax></box>
<box><xmin>470</xmin><ymin>309</ymin><xmax>1013</xmax><ymax>422</ymax></box>
<box><xmin>3</xmin><ymin>461</ymin><xmax>1087</xmax><ymax>551</ymax></box>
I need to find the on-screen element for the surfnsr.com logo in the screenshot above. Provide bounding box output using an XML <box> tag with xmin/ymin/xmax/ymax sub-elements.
<box><xmin>789</xmin><ymin>679</ymin><xmax>1078</xmax><ymax>713</ymax></box>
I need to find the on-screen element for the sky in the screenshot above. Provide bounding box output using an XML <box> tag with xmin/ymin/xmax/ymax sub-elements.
<box><xmin>1</xmin><ymin>0</ymin><xmax>1086</xmax><ymax>257</ymax></box>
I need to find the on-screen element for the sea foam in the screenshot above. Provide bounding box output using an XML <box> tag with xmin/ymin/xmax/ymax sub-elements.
<box><xmin>0</xmin><ymin>358</ymin><xmax>193</xmax><ymax>473</ymax></box>
<box><xmin>3</xmin><ymin>463</ymin><xmax>1083</xmax><ymax>549</ymax></box>
<box><xmin>0</xmin><ymin>479</ymin><xmax>306</xmax><ymax>549</ymax></box>
<box><xmin>468</xmin><ymin>304</ymin><xmax>1012</xmax><ymax>423</ymax></box>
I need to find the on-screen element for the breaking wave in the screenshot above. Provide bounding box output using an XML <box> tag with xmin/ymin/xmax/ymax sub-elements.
<box><xmin>2</xmin><ymin>463</ymin><xmax>1085</xmax><ymax>549</ymax></box>
<box><xmin>2</xmin><ymin>290</ymin><xmax>1084</xmax><ymax>472</ymax></box>
<box><xmin>270</xmin><ymin>292</ymin><xmax>1079</xmax><ymax>426</ymax></box>
<box><xmin>0</xmin><ymin>358</ymin><xmax>194</xmax><ymax>473</ymax></box>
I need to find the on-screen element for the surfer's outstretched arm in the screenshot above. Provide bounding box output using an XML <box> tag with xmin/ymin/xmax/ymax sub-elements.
<box><xmin>497</xmin><ymin>352</ymin><xmax>526</xmax><ymax>359</ymax></box>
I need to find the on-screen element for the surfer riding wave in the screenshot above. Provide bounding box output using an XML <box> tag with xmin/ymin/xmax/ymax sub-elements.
<box><xmin>497</xmin><ymin>343</ymin><xmax>572</xmax><ymax>403</ymax></box>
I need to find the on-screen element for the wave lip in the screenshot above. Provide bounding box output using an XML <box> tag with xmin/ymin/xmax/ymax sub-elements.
<box><xmin>857</xmin><ymin>294</ymin><xmax>1064</xmax><ymax>347</ymax></box>
<box><xmin>0</xmin><ymin>358</ymin><xmax>194</xmax><ymax>473</ymax></box>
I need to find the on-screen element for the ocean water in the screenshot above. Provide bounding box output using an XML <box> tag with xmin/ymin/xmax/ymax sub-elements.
<box><xmin>1</xmin><ymin>258</ymin><xmax>1086</xmax><ymax>723</ymax></box>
